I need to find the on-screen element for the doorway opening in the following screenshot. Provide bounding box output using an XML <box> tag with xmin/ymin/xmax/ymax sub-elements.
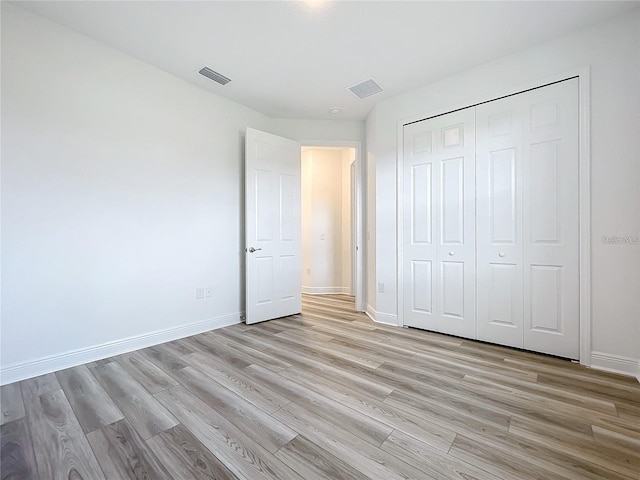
<box><xmin>301</xmin><ymin>146</ymin><xmax>358</xmax><ymax>305</ymax></box>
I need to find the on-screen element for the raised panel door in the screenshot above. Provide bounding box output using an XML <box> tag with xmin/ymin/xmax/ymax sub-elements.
<box><xmin>523</xmin><ymin>79</ymin><xmax>580</xmax><ymax>359</ymax></box>
<box><xmin>403</xmin><ymin>108</ymin><xmax>476</xmax><ymax>338</ymax></box>
<box><xmin>245</xmin><ymin>128</ymin><xmax>301</xmax><ymax>324</ymax></box>
<box><xmin>476</xmin><ymin>96</ymin><xmax>524</xmax><ymax>348</ymax></box>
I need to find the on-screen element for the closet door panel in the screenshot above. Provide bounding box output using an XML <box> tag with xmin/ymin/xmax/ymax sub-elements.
<box><xmin>403</xmin><ymin>108</ymin><xmax>475</xmax><ymax>338</ymax></box>
<box><xmin>403</xmin><ymin>78</ymin><xmax>579</xmax><ymax>359</ymax></box>
<box><xmin>477</xmin><ymin>78</ymin><xmax>579</xmax><ymax>358</ymax></box>
<box><xmin>403</xmin><ymin>122</ymin><xmax>438</xmax><ymax>330</ymax></box>
<box><xmin>441</xmin><ymin>156</ymin><xmax>465</xmax><ymax>244</ymax></box>
<box><xmin>488</xmin><ymin>263</ymin><xmax>520</xmax><ymax>326</ymax></box>
<box><xmin>441</xmin><ymin>260</ymin><xmax>465</xmax><ymax>319</ymax></box>
<box><xmin>476</xmin><ymin>97</ymin><xmax>524</xmax><ymax>348</ymax></box>
<box><xmin>436</xmin><ymin>111</ymin><xmax>476</xmax><ymax>338</ymax></box>
<box><xmin>489</xmin><ymin>149</ymin><xmax>517</xmax><ymax>243</ymax></box>
<box><xmin>523</xmin><ymin>79</ymin><xmax>580</xmax><ymax>359</ymax></box>
<box><xmin>411</xmin><ymin>260</ymin><xmax>433</xmax><ymax>314</ymax></box>
<box><xmin>411</xmin><ymin>163</ymin><xmax>433</xmax><ymax>244</ymax></box>
<box><xmin>529</xmin><ymin>265</ymin><xmax>562</xmax><ymax>332</ymax></box>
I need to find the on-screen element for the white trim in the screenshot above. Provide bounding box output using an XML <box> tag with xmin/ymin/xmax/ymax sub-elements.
<box><xmin>590</xmin><ymin>352</ymin><xmax>640</xmax><ymax>380</ymax></box>
<box><xmin>365</xmin><ymin>304</ymin><xmax>399</xmax><ymax>326</ymax></box>
<box><xmin>0</xmin><ymin>312</ymin><xmax>242</xmax><ymax>386</ymax></box>
<box><xmin>299</xmin><ymin>139</ymin><xmax>365</xmax><ymax>313</ymax></box>
<box><xmin>396</xmin><ymin>119</ymin><xmax>405</xmax><ymax>327</ymax></box>
<box><xmin>366</xmin><ymin>303</ymin><xmax>376</xmax><ymax>322</ymax></box>
<box><xmin>302</xmin><ymin>286</ymin><xmax>350</xmax><ymax>295</ymax></box>
<box><xmin>396</xmin><ymin>67</ymin><xmax>591</xmax><ymax>364</ymax></box>
<box><xmin>577</xmin><ymin>67</ymin><xmax>592</xmax><ymax>367</ymax></box>
<box><xmin>374</xmin><ymin>311</ymin><xmax>399</xmax><ymax>326</ymax></box>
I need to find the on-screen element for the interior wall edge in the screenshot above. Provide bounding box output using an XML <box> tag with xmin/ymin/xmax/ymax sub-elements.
<box><xmin>0</xmin><ymin>311</ymin><xmax>242</xmax><ymax>386</ymax></box>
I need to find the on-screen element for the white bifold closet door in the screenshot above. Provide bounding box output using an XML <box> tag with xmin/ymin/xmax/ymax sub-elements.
<box><xmin>403</xmin><ymin>78</ymin><xmax>580</xmax><ymax>359</ymax></box>
<box><xmin>476</xmin><ymin>78</ymin><xmax>579</xmax><ymax>359</ymax></box>
<box><xmin>402</xmin><ymin>108</ymin><xmax>476</xmax><ymax>338</ymax></box>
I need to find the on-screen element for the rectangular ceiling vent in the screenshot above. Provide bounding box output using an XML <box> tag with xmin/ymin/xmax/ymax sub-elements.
<box><xmin>198</xmin><ymin>67</ymin><xmax>231</xmax><ymax>85</ymax></box>
<box><xmin>348</xmin><ymin>78</ymin><xmax>383</xmax><ymax>99</ymax></box>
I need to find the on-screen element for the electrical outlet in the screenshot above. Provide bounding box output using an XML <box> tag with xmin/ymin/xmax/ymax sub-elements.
<box><xmin>306</xmin><ymin>267</ymin><xmax>311</xmax><ymax>275</ymax></box>
<box><xmin>205</xmin><ymin>287</ymin><xmax>212</xmax><ymax>298</ymax></box>
<box><xmin>378</xmin><ymin>282</ymin><xmax>385</xmax><ymax>293</ymax></box>
<box><xmin>195</xmin><ymin>288</ymin><xmax>204</xmax><ymax>299</ymax></box>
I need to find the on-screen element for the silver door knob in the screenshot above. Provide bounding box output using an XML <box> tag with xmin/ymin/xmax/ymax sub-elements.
<box><xmin>498</xmin><ymin>252</ymin><xmax>505</xmax><ymax>257</ymax></box>
<box><xmin>448</xmin><ymin>251</ymin><xmax>455</xmax><ymax>256</ymax></box>
<box><xmin>247</xmin><ymin>247</ymin><xmax>262</xmax><ymax>253</ymax></box>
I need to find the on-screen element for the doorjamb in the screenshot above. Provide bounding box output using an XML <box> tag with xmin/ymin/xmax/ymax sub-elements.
<box><xmin>396</xmin><ymin>67</ymin><xmax>591</xmax><ymax>365</ymax></box>
<box><xmin>299</xmin><ymin>140</ymin><xmax>365</xmax><ymax>312</ymax></box>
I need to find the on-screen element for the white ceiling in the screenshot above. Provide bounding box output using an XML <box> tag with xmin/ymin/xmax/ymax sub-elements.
<box><xmin>14</xmin><ymin>1</ymin><xmax>638</xmax><ymax>120</ymax></box>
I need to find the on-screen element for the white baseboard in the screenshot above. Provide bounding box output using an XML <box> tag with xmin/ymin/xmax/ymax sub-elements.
<box><xmin>365</xmin><ymin>304</ymin><xmax>399</xmax><ymax>326</ymax></box>
<box><xmin>302</xmin><ymin>286</ymin><xmax>350</xmax><ymax>295</ymax></box>
<box><xmin>0</xmin><ymin>312</ymin><xmax>242</xmax><ymax>386</ymax></box>
<box><xmin>375</xmin><ymin>311</ymin><xmax>399</xmax><ymax>326</ymax></box>
<box><xmin>590</xmin><ymin>351</ymin><xmax>640</xmax><ymax>380</ymax></box>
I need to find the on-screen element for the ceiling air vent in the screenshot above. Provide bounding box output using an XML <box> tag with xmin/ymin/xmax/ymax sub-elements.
<box><xmin>348</xmin><ymin>78</ymin><xmax>383</xmax><ymax>99</ymax></box>
<box><xmin>198</xmin><ymin>67</ymin><xmax>231</xmax><ymax>85</ymax></box>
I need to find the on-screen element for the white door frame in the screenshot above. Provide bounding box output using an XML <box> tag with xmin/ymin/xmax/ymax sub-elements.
<box><xmin>396</xmin><ymin>67</ymin><xmax>591</xmax><ymax>366</ymax></box>
<box><xmin>300</xmin><ymin>140</ymin><xmax>365</xmax><ymax>312</ymax></box>
<box><xmin>350</xmin><ymin>160</ymin><xmax>357</xmax><ymax>297</ymax></box>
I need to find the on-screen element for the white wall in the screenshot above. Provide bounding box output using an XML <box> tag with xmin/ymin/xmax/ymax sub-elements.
<box><xmin>301</xmin><ymin>148</ymin><xmax>352</xmax><ymax>294</ymax></box>
<box><xmin>366</xmin><ymin>10</ymin><xmax>640</xmax><ymax>375</ymax></box>
<box><xmin>271</xmin><ymin>119</ymin><xmax>364</xmax><ymax>144</ymax></box>
<box><xmin>0</xmin><ymin>4</ymin><xmax>273</xmax><ymax>383</ymax></box>
<box><xmin>301</xmin><ymin>150</ymin><xmax>314</xmax><ymax>290</ymax></box>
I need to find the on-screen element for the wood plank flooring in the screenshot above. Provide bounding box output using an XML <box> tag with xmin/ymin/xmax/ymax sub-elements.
<box><xmin>2</xmin><ymin>294</ymin><xmax>639</xmax><ymax>479</ymax></box>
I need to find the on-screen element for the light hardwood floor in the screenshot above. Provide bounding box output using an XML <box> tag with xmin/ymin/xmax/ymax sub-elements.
<box><xmin>2</xmin><ymin>294</ymin><xmax>639</xmax><ymax>479</ymax></box>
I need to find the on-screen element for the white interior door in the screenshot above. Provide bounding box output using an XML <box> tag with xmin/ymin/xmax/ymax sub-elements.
<box><xmin>402</xmin><ymin>108</ymin><xmax>476</xmax><ymax>338</ymax></box>
<box><xmin>476</xmin><ymin>79</ymin><xmax>579</xmax><ymax>358</ymax></box>
<box><xmin>522</xmin><ymin>79</ymin><xmax>580</xmax><ymax>358</ymax></box>
<box><xmin>245</xmin><ymin>127</ymin><xmax>301</xmax><ymax>324</ymax></box>
<box><xmin>476</xmin><ymin>94</ymin><xmax>525</xmax><ymax>349</ymax></box>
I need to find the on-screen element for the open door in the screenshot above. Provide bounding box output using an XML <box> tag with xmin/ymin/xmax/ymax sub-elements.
<box><xmin>245</xmin><ymin>128</ymin><xmax>302</xmax><ymax>324</ymax></box>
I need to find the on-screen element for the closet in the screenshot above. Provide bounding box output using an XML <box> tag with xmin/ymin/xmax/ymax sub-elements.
<box><xmin>402</xmin><ymin>78</ymin><xmax>580</xmax><ymax>359</ymax></box>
